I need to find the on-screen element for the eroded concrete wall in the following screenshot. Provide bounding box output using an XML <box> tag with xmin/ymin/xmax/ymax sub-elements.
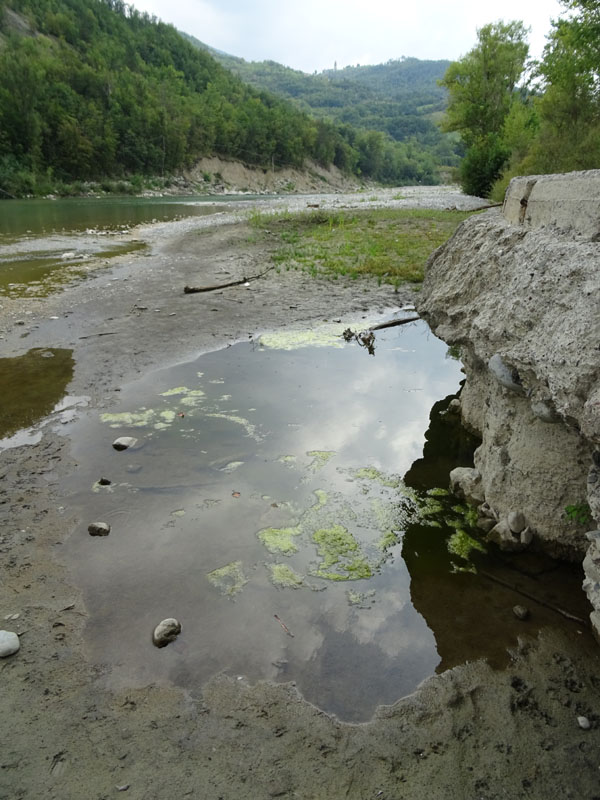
<box><xmin>417</xmin><ymin>169</ymin><xmax>600</xmax><ymax>638</ymax></box>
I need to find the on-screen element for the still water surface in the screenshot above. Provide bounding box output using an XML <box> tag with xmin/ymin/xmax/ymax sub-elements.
<box><xmin>0</xmin><ymin>195</ymin><xmax>247</xmax><ymax>297</ymax></box>
<box><xmin>59</xmin><ymin>322</ymin><xmax>589</xmax><ymax>721</ymax></box>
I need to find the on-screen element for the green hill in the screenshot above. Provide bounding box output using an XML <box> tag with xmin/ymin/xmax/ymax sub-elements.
<box><xmin>182</xmin><ymin>35</ymin><xmax>461</xmax><ymax>169</ymax></box>
<box><xmin>0</xmin><ymin>0</ymin><xmax>451</xmax><ymax>197</ymax></box>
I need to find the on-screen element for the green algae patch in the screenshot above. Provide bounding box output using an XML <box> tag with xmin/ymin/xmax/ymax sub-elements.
<box><xmin>268</xmin><ymin>563</ymin><xmax>304</xmax><ymax>589</ymax></box>
<box><xmin>312</xmin><ymin>524</ymin><xmax>373</xmax><ymax>581</ymax></box>
<box><xmin>311</xmin><ymin>489</ymin><xmax>328</xmax><ymax>510</ymax></box>
<box><xmin>258</xmin><ymin>525</ymin><xmax>302</xmax><ymax>555</ymax></box>
<box><xmin>354</xmin><ymin>467</ymin><xmax>400</xmax><ymax>488</ymax></box>
<box><xmin>101</xmin><ymin>408</ymin><xmax>156</xmax><ymax>428</ymax></box>
<box><xmin>206</xmin><ymin>561</ymin><xmax>248</xmax><ymax>597</ymax></box>
<box><xmin>452</xmin><ymin>503</ymin><xmax>479</xmax><ymax>528</ymax></box>
<box><xmin>307</xmin><ymin>450</ymin><xmax>336</xmax><ymax>472</ymax></box>
<box><xmin>418</xmin><ymin>496</ymin><xmax>445</xmax><ymax>519</ymax></box>
<box><xmin>377</xmin><ymin>530</ymin><xmax>400</xmax><ymax>551</ymax></box>
<box><xmin>427</xmin><ymin>487</ymin><xmax>450</xmax><ymax>497</ymax></box>
<box><xmin>259</xmin><ymin>328</ymin><xmax>345</xmax><ymax>351</ymax></box>
<box><xmin>448</xmin><ymin>529</ymin><xmax>486</xmax><ymax>561</ymax></box>
<box><xmin>160</xmin><ymin>386</ymin><xmax>190</xmax><ymax>397</ymax></box>
<box><xmin>277</xmin><ymin>454</ymin><xmax>297</xmax><ymax>467</ymax></box>
<box><xmin>347</xmin><ymin>589</ymin><xmax>376</xmax><ymax>608</ymax></box>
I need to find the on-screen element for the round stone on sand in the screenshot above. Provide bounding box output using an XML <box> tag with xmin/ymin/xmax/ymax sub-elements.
<box><xmin>0</xmin><ymin>630</ymin><xmax>20</xmax><ymax>658</ymax></box>
<box><xmin>88</xmin><ymin>522</ymin><xmax>111</xmax><ymax>536</ymax></box>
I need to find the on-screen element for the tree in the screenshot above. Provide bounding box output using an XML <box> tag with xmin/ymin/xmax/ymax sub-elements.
<box><xmin>525</xmin><ymin>0</ymin><xmax>600</xmax><ymax>172</ymax></box>
<box><xmin>440</xmin><ymin>21</ymin><xmax>529</xmax><ymax>196</ymax></box>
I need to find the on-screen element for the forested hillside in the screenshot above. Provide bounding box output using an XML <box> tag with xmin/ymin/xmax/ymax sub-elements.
<box><xmin>0</xmin><ymin>0</ymin><xmax>446</xmax><ymax>196</ymax></box>
<box><xmin>184</xmin><ymin>34</ymin><xmax>460</xmax><ymax>172</ymax></box>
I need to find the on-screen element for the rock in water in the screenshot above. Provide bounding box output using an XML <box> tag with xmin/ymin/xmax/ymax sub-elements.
<box><xmin>152</xmin><ymin>618</ymin><xmax>182</xmax><ymax>648</ymax></box>
<box><xmin>112</xmin><ymin>436</ymin><xmax>137</xmax><ymax>451</ymax></box>
<box><xmin>513</xmin><ymin>605</ymin><xmax>530</xmax><ymax>620</ymax></box>
<box><xmin>88</xmin><ymin>522</ymin><xmax>111</xmax><ymax>536</ymax></box>
<box><xmin>0</xmin><ymin>630</ymin><xmax>20</xmax><ymax>657</ymax></box>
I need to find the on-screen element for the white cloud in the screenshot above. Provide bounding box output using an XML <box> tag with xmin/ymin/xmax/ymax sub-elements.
<box><xmin>130</xmin><ymin>0</ymin><xmax>564</xmax><ymax>72</ymax></box>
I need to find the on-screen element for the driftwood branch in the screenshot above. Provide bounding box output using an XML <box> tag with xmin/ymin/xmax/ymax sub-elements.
<box><xmin>369</xmin><ymin>315</ymin><xmax>420</xmax><ymax>332</ymax></box>
<box><xmin>78</xmin><ymin>331</ymin><xmax>119</xmax><ymax>340</ymax></box>
<box><xmin>474</xmin><ymin>202</ymin><xmax>502</xmax><ymax>211</ymax></box>
<box><xmin>479</xmin><ymin>570</ymin><xmax>588</xmax><ymax>626</ymax></box>
<box><xmin>184</xmin><ymin>265</ymin><xmax>275</xmax><ymax>294</ymax></box>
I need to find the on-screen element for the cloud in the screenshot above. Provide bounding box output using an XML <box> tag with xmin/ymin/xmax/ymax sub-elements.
<box><xmin>131</xmin><ymin>0</ymin><xmax>564</xmax><ymax>72</ymax></box>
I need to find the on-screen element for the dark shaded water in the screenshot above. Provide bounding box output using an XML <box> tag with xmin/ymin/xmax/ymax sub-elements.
<box><xmin>54</xmin><ymin>321</ymin><xmax>590</xmax><ymax>721</ymax></box>
<box><xmin>0</xmin><ymin>348</ymin><xmax>74</xmax><ymax>439</ymax></box>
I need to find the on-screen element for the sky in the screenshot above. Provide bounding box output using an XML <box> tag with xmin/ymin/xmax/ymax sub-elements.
<box><xmin>130</xmin><ymin>0</ymin><xmax>566</xmax><ymax>73</ymax></box>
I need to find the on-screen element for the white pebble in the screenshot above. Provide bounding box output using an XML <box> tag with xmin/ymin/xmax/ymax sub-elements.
<box><xmin>112</xmin><ymin>436</ymin><xmax>138</xmax><ymax>451</ymax></box>
<box><xmin>578</xmin><ymin>716</ymin><xmax>591</xmax><ymax>730</ymax></box>
<box><xmin>0</xmin><ymin>630</ymin><xmax>20</xmax><ymax>658</ymax></box>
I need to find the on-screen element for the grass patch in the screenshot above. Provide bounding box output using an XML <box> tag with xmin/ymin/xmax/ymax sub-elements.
<box><xmin>249</xmin><ymin>208</ymin><xmax>475</xmax><ymax>286</ymax></box>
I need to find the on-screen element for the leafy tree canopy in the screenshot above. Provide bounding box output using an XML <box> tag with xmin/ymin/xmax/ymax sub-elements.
<box><xmin>439</xmin><ymin>21</ymin><xmax>529</xmax><ymax>196</ymax></box>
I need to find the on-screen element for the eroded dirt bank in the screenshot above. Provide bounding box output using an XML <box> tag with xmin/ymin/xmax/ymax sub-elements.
<box><xmin>1</xmin><ymin>187</ymin><xmax>600</xmax><ymax>799</ymax></box>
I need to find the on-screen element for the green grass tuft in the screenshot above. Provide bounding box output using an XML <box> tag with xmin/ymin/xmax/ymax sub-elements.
<box><xmin>250</xmin><ymin>208</ymin><xmax>475</xmax><ymax>286</ymax></box>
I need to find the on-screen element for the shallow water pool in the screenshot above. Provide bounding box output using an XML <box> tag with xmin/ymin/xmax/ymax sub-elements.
<box><xmin>61</xmin><ymin>320</ymin><xmax>590</xmax><ymax>721</ymax></box>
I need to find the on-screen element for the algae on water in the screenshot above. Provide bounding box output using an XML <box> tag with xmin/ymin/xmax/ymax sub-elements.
<box><xmin>311</xmin><ymin>524</ymin><xmax>373</xmax><ymax>581</ymax></box>
<box><xmin>354</xmin><ymin>467</ymin><xmax>401</xmax><ymax>488</ymax></box>
<box><xmin>447</xmin><ymin>529</ymin><xmax>486</xmax><ymax>561</ymax></box>
<box><xmin>259</xmin><ymin>328</ymin><xmax>344</xmax><ymax>351</ymax></box>
<box><xmin>258</xmin><ymin>525</ymin><xmax>302</xmax><ymax>555</ymax></box>
<box><xmin>206</xmin><ymin>561</ymin><xmax>248</xmax><ymax>597</ymax></box>
<box><xmin>307</xmin><ymin>450</ymin><xmax>336</xmax><ymax>472</ymax></box>
<box><xmin>347</xmin><ymin>589</ymin><xmax>376</xmax><ymax>608</ymax></box>
<box><xmin>268</xmin><ymin>563</ymin><xmax>304</xmax><ymax>589</ymax></box>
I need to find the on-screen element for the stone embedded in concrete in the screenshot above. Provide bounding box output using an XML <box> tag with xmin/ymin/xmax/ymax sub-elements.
<box><xmin>508</xmin><ymin>511</ymin><xmax>527</xmax><ymax>534</ymax></box>
<box><xmin>488</xmin><ymin>519</ymin><xmax>525</xmax><ymax>552</ymax></box>
<box><xmin>488</xmin><ymin>354</ymin><xmax>525</xmax><ymax>395</ymax></box>
<box><xmin>449</xmin><ymin>467</ymin><xmax>485</xmax><ymax>506</ymax></box>
<box><xmin>531</xmin><ymin>400</ymin><xmax>560</xmax><ymax>424</ymax></box>
<box><xmin>503</xmin><ymin>170</ymin><xmax>600</xmax><ymax>240</ymax></box>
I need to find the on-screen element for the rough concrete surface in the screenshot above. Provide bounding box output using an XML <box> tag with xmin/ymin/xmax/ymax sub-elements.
<box><xmin>1</xmin><ymin>186</ymin><xmax>600</xmax><ymax>799</ymax></box>
<box><xmin>418</xmin><ymin>170</ymin><xmax>600</xmax><ymax>640</ymax></box>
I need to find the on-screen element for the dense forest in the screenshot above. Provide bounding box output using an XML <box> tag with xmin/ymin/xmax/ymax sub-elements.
<box><xmin>184</xmin><ymin>36</ymin><xmax>460</xmax><ymax>172</ymax></box>
<box><xmin>0</xmin><ymin>0</ymin><xmax>443</xmax><ymax>196</ymax></box>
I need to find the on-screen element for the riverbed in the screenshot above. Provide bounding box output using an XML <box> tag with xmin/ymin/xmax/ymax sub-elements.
<box><xmin>1</xmin><ymin>187</ymin><xmax>599</xmax><ymax>800</ymax></box>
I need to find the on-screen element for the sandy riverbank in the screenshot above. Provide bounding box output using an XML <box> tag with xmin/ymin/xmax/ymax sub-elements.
<box><xmin>1</xmin><ymin>188</ymin><xmax>599</xmax><ymax>799</ymax></box>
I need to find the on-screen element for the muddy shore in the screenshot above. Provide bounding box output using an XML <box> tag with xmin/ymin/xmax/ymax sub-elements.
<box><xmin>1</xmin><ymin>187</ymin><xmax>600</xmax><ymax>799</ymax></box>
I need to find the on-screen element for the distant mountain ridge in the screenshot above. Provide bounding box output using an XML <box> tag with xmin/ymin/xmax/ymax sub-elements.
<box><xmin>181</xmin><ymin>33</ymin><xmax>460</xmax><ymax>169</ymax></box>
